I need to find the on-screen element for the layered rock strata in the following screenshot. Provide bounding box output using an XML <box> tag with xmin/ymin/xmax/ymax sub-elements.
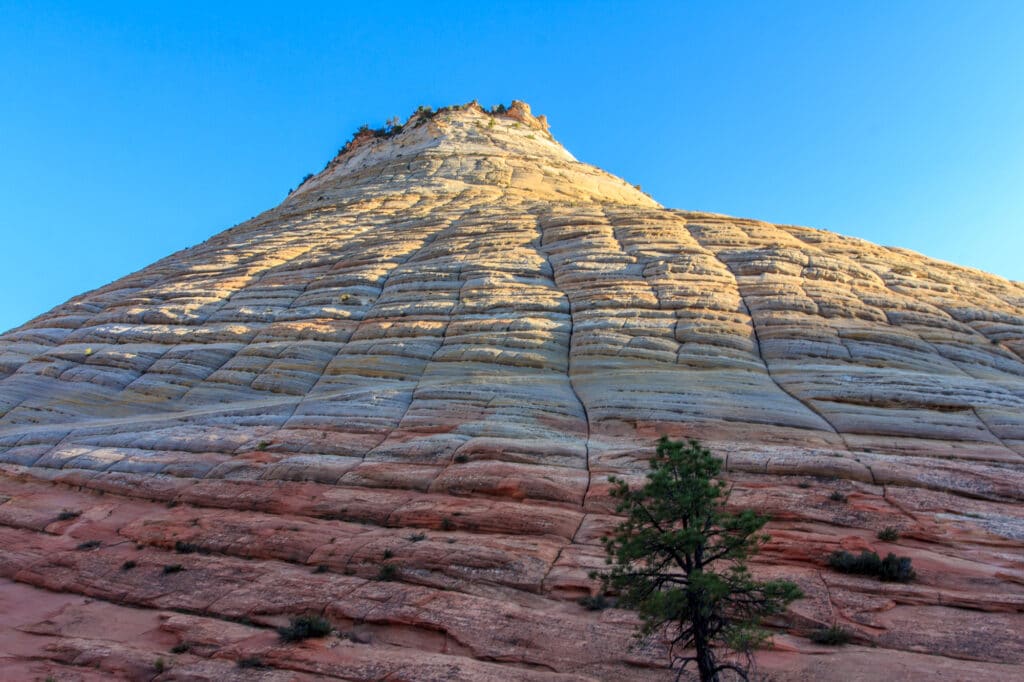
<box><xmin>1</xmin><ymin>101</ymin><xmax>1022</xmax><ymax>680</ymax></box>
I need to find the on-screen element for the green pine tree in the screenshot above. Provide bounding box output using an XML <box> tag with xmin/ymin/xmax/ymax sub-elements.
<box><xmin>598</xmin><ymin>437</ymin><xmax>802</xmax><ymax>681</ymax></box>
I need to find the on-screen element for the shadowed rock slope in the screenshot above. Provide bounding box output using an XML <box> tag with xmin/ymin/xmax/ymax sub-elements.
<box><xmin>1</xmin><ymin>101</ymin><xmax>1022</xmax><ymax>680</ymax></box>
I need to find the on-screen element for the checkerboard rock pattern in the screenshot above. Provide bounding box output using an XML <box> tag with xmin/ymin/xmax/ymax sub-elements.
<box><xmin>1</xmin><ymin>102</ymin><xmax>1022</xmax><ymax>680</ymax></box>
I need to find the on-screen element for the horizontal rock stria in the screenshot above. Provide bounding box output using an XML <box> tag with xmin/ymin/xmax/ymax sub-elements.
<box><xmin>0</xmin><ymin>101</ymin><xmax>1022</xmax><ymax>680</ymax></box>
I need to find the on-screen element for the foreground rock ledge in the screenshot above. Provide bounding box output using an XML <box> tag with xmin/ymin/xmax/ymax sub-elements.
<box><xmin>0</xmin><ymin>101</ymin><xmax>1022</xmax><ymax>680</ymax></box>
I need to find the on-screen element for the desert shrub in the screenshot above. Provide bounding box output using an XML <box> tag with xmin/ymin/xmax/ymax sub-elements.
<box><xmin>828</xmin><ymin>550</ymin><xmax>880</xmax><ymax>574</ymax></box>
<box><xmin>578</xmin><ymin>594</ymin><xmax>611</xmax><ymax>611</ymax></box>
<box><xmin>162</xmin><ymin>564</ymin><xmax>184</xmax><ymax>575</ymax></box>
<box><xmin>828</xmin><ymin>491</ymin><xmax>847</xmax><ymax>502</ymax></box>
<box><xmin>122</xmin><ymin>560</ymin><xmax>137</xmax><ymax>571</ymax></box>
<box><xmin>877</xmin><ymin>526</ymin><xmax>900</xmax><ymax>542</ymax></box>
<box><xmin>440</xmin><ymin>517</ymin><xmax>455</xmax><ymax>531</ymax></box>
<box><xmin>407</xmin><ymin>532</ymin><xmax>426</xmax><ymax>542</ymax></box>
<box><xmin>277</xmin><ymin>614</ymin><xmax>332</xmax><ymax>642</ymax></box>
<box><xmin>878</xmin><ymin>553</ymin><xmax>916</xmax><ymax>582</ymax></box>
<box><xmin>237</xmin><ymin>656</ymin><xmax>267</xmax><ymax>668</ymax></box>
<box><xmin>57</xmin><ymin>509</ymin><xmax>81</xmax><ymax>521</ymax></box>
<box><xmin>809</xmin><ymin>625</ymin><xmax>852</xmax><ymax>645</ymax></box>
<box><xmin>174</xmin><ymin>540</ymin><xmax>201</xmax><ymax>554</ymax></box>
<box><xmin>383</xmin><ymin>548</ymin><xmax>394</xmax><ymax>559</ymax></box>
<box><xmin>170</xmin><ymin>642</ymin><xmax>191</xmax><ymax>653</ymax></box>
<box><xmin>377</xmin><ymin>563</ymin><xmax>398</xmax><ymax>581</ymax></box>
<box><xmin>453</xmin><ymin>454</ymin><xmax>469</xmax><ymax>463</ymax></box>
<box><xmin>76</xmin><ymin>540</ymin><xmax>101</xmax><ymax>550</ymax></box>
<box><xmin>828</xmin><ymin>550</ymin><xmax>915</xmax><ymax>582</ymax></box>
<box><xmin>313</xmin><ymin>564</ymin><xmax>329</xmax><ymax>574</ymax></box>
<box><xmin>154</xmin><ymin>657</ymin><xmax>166</xmax><ymax>673</ymax></box>
<box><xmin>256</xmin><ymin>441</ymin><xmax>271</xmax><ymax>451</ymax></box>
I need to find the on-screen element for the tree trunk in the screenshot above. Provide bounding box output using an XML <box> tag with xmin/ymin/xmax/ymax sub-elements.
<box><xmin>691</xmin><ymin>610</ymin><xmax>718</xmax><ymax>681</ymax></box>
<box><xmin>695</xmin><ymin>642</ymin><xmax>718</xmax><ymax>682</ymax></box>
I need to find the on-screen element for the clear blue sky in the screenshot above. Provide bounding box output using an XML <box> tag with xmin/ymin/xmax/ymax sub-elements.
<box><xmin>2</xmin><ymin>1</ymin><xmax>1022</xmax><ymax>332</ymax></box>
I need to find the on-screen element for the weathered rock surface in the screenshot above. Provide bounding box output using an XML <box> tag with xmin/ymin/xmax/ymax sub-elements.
<box><xmin>1</xmin><ymin>101</ymin><xmax>1022</xmax><ymax>680</ymax></box>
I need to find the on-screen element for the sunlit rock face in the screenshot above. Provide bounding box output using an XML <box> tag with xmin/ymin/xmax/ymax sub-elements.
<box><xmin>1</xmin><ymin>101</ymin><xmax>1022</xmax><ymax>680</ymax></box>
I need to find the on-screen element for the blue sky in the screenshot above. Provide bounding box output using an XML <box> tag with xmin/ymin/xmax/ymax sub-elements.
<box><xmin>1</xmin><ymin>1</ymin><xmax>1022</xmax><ymax>332</ymax></box>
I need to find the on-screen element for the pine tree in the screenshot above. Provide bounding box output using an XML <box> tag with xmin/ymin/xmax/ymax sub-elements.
<box><xmin>598</xmin><ymin>437</ymin><xmax>802</xmax><ymax>681</ymax></box>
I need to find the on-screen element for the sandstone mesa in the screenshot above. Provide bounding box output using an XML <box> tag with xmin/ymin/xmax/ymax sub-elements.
<box><xmin>0</xmin><ymin>101</ymin><xmax>1022</xmax><ymax>680</ymax></box>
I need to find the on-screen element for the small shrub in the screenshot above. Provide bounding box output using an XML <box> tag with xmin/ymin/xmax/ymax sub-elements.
<box><xmin>828</xmin><ymin>550</ymin><xmax>915</xmax><ymax>582</ymax></box>
<box><xmin>122</xmin><ymin>560</ymin><xmax>137</xmax><ymax>571</ymax></box>
<box><xmin>877</xmin><ymin>526</ymin><xmax>900</xmax><ymax>542</ymax></box>
<box><xmin>383</xmin><ymin>549</ymin><xmax>394</xmax><ymax>559</ymax></box>
<box><xmin>407</xmin><ymin>532</ymin><xmax>426</xmax><ymax>542</ymax></box>
<box><xmin>76</xmin><ymin>540</ymin><xmax>101</xmax><ymax>550</ymax></box>
<box><xmin>878</xmin><ymin>553</ymin><xmax>916</xmax><ymax>582</ymax></box>
<box><xmin>154</xmin><ymin>657</ymin><xmax>166</xmax><ymax>673</ymax></box>
<box><xmin>170</xmin><ymin>642</ymin><xmax>191</xmax><ymax>654</ymax></box>
<box><xmin>174</xmin><ymin>540</ymin><xmax>201</xmax><ymax>554</ymax></box>
<box><xmin>57</xmin><ymin>509</ymin><xmax>81</xmax><ymax>521</ymax></box>
<box><xmin>256</xmin><ymin>441</ymin><xmax>271</xmax><ymax>451</ymax></box>
<box><xmin>277</xmin><ymin>614</ymin><xmax>332</xmax><ymax>642</ymax></box>
<box><xmin>828</xmin><ymin>491</ymin><xmax>847</xmax><ymax>502</ymax></box>
<box><xmin>440</xmin><ymin>517</ymin><xmax>455</xmax><ymax>531</ymax></box>
<box><xmin>809</xmin><ymin>625</ymin><xmax>852</xmax><ymax>645</ymax></box>
<box><xmin>453</xmin><ymin>454</ymin><xmax>469</xmax><ymax>464</ymax></box>
<box><xmin>237</xmin><ymin>656</ymin><xmax>267</xmax><ymax>668</ymax></box>
<box><xmin>377</xmin><ymin>563</ymin><xmax>398</xmax><ymax>581</ymax></box>
<box><xmin>313</xmin><ymin>564</ymin><xmax>329</xmax><ymax>574</ymax></box>
<box><xmin>578</xmin><ymin>594</ymin><xmax>611</xmax><ymax>611</ymax></box>
<box><xmin>162</xmin><ymin>564</ymin><xmax>184</xmax><ymax>575</ymax></box>
<box><xmin>828</xmin><ymin>550</ymin><xmax>879</xmax><ymax>575</ymax></box>
<box><xmin>797</xmin><ymin>481</ymin><xmax>811</xmax><ymax>489</ymax></box>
